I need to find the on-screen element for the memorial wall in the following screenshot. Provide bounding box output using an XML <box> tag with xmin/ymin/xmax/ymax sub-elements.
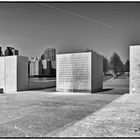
<box><xmin>130</xmin><ymin>45</ymin><xmax>140</xmax><ymax>94</ymax></box>
<box><xmin>56</xmin><ymin>52</ymin><xmax>103</xmax><ymax>93</ymax></box>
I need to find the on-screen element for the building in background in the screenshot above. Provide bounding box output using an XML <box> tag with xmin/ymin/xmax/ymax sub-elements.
<box><xmin>44</xmin><ymin>48</ymin><xmax>56</xmax><ymax>61</ymax></box>
<box><xmin>12</xmin><ymin>49</ymin><xmax>19</xmax><ymax>55</ymax></box>
<box><xmin>4</xmin><ymin>47</ymin><xmax>13</xmax><ymax>56</ymax></box>
<box><xmin>42</xmin><ymin>59</ymin><xmax>52</xmax><ymax>75</ymax></box>
<box><xmin>42</xmin><ymin>59</ymin><xmax>47</xmax><ymax>70</ymax></box>
<box><xmin>29</xmin><ymin>48</ymin><xmax>56</xmax><ymax>77</ymax></box>
<box><xmin>29</xmin><ymin>57</ymin><xmax>39</xmax><ymax>77</ymax></box>
<box><xmin>4</xmin><ymin>47</ymin><xmax>19</xmax><ymax>56</ymax></box>
<box><xmin>40</xmin><ymin>47</ymin><xmax>56</xmax><ymax>76</ymax></box>
<box><xmin>39</xmin><ymin>58</ymin><xmax>43</xmax><ymax>76</ymax></box>
<box><xmin>51</xmin><ymin>61</ymin><xmax>56</xmax><ymax>69</ymax></box>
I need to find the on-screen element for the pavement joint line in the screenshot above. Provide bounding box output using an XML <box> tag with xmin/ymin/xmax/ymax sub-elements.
<box><xmin>55</xmin><ymin>94</ymin><xmax>140</xmax><ymax>137</ymax></box>
<box><xmin>46</xmin><ymin>120</ymin><xmax>77</xmax><ymax>137</ymax></box>
<box><xmin>47</xmin><ymin>93</ymin><xmax>131</xmax><ymax>136</ymax></box>
<box><xmin>46</xmin><ymin>94</ymin><xmax>128</xmax><ymax>137</ymax></box>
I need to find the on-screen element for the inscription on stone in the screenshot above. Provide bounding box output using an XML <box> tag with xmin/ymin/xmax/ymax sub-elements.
<box><xmin>57</xmin><ymin>53</ymin><xmax>91</xmax><ymax>91</ymax></box>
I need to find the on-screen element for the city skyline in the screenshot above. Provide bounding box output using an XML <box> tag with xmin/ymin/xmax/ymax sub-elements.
<box><xmin>0</xmin><ymin>2</ymin><xmax>140</xmax><ymax>62</ymax></box>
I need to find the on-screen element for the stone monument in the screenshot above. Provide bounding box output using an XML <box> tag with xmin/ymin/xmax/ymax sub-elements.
<box><xmin>130</xmin><ymin>45</ymin><xmax>140</xmax><ymax>94</ymax></box>
<box><xmin>56</xmin><ymin>51</ymin><xmax>103</xmax><ymax>93</ymax></box>
<box><xmin>0</xmin><ymin>56</ymin><xmax>28</xmax><ymax>92</ymax></box>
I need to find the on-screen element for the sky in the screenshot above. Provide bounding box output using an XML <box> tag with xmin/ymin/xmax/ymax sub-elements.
<box><xmin>0</xmin><ymin>2</ymin><xmax>140</xmax><ymax>63</ymax></box>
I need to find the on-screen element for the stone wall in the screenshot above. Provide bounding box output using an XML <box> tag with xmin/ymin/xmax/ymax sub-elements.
<box><xmin>56</xmin><ymin>52</ymin><xmax>103</xmax><ymax>93</ymax></box>
<box><xmin>91</xmin><ymin>51</ymin><xmax>103</xmax><ymax>92</ymax></box>
<box><xmin>130</xmin><ymin>45</ymin><xmax>140</xmax><ymax>94</ymax></box>
<box><xmin>0</xmin><ymin>56</ymin><xmax>28</xmax><ymax>92</ymax></box>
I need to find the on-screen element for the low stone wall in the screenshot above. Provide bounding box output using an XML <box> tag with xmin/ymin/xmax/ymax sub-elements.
<box><xmin>28</xmin><ymin>80</ymin><xmax>56</xmax><ymax>90</ymax></box>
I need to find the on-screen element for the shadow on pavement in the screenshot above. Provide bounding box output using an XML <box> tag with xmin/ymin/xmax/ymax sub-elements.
<box><xmin>32</xmin><ymin>87</ymin><xmax>128</xmax><ymax>96</ymax></box>
<box><xmin>101</xmin><ymin>88</ymin><xmax>114</xmax><ymax>92</ymax></box>
<box><xmin>97</xmin><ymin>88</ymin><xmax>129</xmax><ymax>95</ymax></box>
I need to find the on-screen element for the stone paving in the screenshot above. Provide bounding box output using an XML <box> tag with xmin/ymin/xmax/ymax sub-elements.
<box><xmin>47</xmin><ymin>92</ymin><xmax>140</xmax><ymax>137</ymax></box>
<box><xmin>0</xmin><ymin>77</ymin><xmax>129</xmax><ymax>137</ymax></box>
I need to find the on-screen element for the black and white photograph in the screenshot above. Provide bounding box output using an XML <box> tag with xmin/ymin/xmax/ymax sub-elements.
<box><xmin>0</xmin><ymin>1</ymin><xmax>139</xmax><ymax>138</ymax></box>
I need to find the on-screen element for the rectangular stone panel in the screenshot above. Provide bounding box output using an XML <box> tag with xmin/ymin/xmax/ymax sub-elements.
<box><xmin>0</xmin><ymin>56</ymin><xmax>28</xmax><ymax>92</ymax></box>
<box><xmin>17</xmin><ymin>56</ymin><xmax>29</xmax><ymax>91</ymax></box>
<box><xmin>5</xmin><ymin>56</ymin><xmax>17</xmax><ymax>91</ymax></box>
<box><xmin>130</xmin><ymin>45</ymin><xmax>140</xmax><ymax>94</ymax></box>
<box><xmin>92</xmin><ymin>52</ymin><xmax>103</xmax><ymax>92</ymax></box>
<box><xmin>56</xmin><ymin>52</ymin><xmax>91</xmax><ymax>92</ymax></box>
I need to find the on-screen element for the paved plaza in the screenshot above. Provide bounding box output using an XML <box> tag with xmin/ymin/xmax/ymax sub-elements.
<box><xmin>0</xmin><ymin>76</ymin><xmax>129</xmax><ymax>137</ymax></box>
<box><xmin>48</xmin><ymin>93</ymin><xmax>140</xmax><ymax>137</ymax></box>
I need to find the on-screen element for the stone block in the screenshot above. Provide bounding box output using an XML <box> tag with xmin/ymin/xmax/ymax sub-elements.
<box><xmin>0</xmin><ymin>56</ymin><xmax>29</xmax><ymax>92</ymax></box>
<box><xmin>5</xmin><ymin>56</ymin><xmax>17</xmax><ymax>91</ymax></box>
<box><xmin>17</xmin><ymin>56</ymin><xmax>29</xmax><ymax>91</ymax></box>
<box><xmin>130</xmin><ymin>45</ymin><xmax>140</xmax><ymax>94</ymax></box>
<box><xmin>56</xmin><ymin>52</ymin><xmax>103</xmax><ymax>93</ymax></box>
<box><xmin>91</xmin><ymin>51</ymin><xmax>103</xmax><ymax>92</ymax></box>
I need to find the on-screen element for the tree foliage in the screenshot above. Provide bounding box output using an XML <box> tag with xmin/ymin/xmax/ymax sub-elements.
<box><xmin>109</xmin><ymin>52</ymin><xmax>124</xmax><ymax>74</ymax></box>
<box><xmin>103</xmin><ymin>56</ymin><xmax>108</xmax><ymax>74</ymax></box>
<box><xmin>125</xmin><ymin>59</ymin><xmax>129</xmax><ymax>72</ymax></box>
<box><xmin>86</xmin><ymin>48</ymin><xmax>93</xmax><ymax>52</ymax></box>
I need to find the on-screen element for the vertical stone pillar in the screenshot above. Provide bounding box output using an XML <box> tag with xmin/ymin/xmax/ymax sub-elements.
<box><xmin>130</xmin><ymin>45</ymin><xmax>140</xmax><ymax>94</ymax></box>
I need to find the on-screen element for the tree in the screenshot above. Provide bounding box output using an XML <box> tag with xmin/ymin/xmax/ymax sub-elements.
<box><xmin>125</xmin><ymin>59</ymin><xmax>129</xmax><ymax>72</ymax></box>
<box><xmin>0</xmin><ymin>46</ymin><xmax>3</xmax><ymax>56</ymax></box>
<box><xmin>109</xmin><ymin>52</ymin><xmax>124</xmax><ymax>75</ymax></box>
<box><xmin>103</xmin><ymin>56</ymin><xmax>108</xmax><ymax>75</ymax></box>
<box><xmin>4</xmin><ymin>47</ymin><xmax>13</xmax><ymax>56</ymax></box>
<box><xmin>85</xmin><ymin>48</ymin><xmax>93</xmax><ymax>52</ymax></box>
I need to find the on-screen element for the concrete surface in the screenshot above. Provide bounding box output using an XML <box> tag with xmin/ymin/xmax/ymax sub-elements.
<box><xmin>91</xmin><ymin>51</ymin><xmax>103</xmax><ymax>92</ymax></box>
<box><xmin>130</xmin><ymin>45</ymin><xmax>140</xmax><ymax>94</ymax></box>
<box><xmin>17</xmin><ymin>56</ymin><xmax>29</xmax><ymax>91</ymax></box>
<box><xmin>0</xmin><ymin>77</ymin><xmax>128</xmax><ymax>137</ymax></box>
<box><xmin>0</xmin><ymin>56</ymin><xmax>28</xmax><ymax>92</ymax></box>
<box><xmin>56</xmin><ymin>52</ymin><xmax>103</xmax><ymax>93</ymax></box>
<box><xmin>56</xmin><ymin>52</ymin><xmax>92</xmax><ymax>92</ymax></box>
<box><xmin>5</xmin><ymin>56</ymin><xmax>17</xmax><ymax>91</ymax></box>
<box><xmin>48</xmin><ymin>93</ymin><xmax>140</xmax><ymax>137</ymax></box>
